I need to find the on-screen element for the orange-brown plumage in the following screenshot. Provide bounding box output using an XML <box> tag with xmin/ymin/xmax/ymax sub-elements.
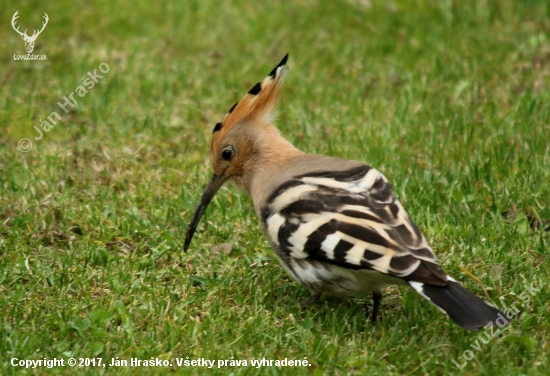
<box><xmin>208</xmin><ymin>54</ymin><xmax>299</xmax><ymax>192</ymax></box>
<box><xmin>210</xmin><ymin>54</ymin><xmax>288</xmax><ymax>146</ymax></box>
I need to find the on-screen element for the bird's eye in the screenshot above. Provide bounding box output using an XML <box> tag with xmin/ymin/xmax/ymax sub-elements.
<box><xmin>221</xmin><ymin>146</ymin><xmax>234</xmax><ymax>161</ymax></box>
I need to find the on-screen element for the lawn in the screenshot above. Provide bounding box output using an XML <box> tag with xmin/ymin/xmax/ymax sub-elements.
<box><xmin>1</xmin><ymin>0</ymin><xmax>549</xmax><ymax>375</ymax></box>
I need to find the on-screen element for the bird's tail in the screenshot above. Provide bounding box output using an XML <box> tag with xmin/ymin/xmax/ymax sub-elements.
<box><xmin>408</xmin><ymin>277</ymin><xmax>509</xmax><ymax>331</ymax></box>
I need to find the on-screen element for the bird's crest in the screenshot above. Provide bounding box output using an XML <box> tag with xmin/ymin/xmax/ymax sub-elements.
<box><xmin>211</xmin><ymin>54</ymin><xmax>289</xmax><ymax>145</ymax></box>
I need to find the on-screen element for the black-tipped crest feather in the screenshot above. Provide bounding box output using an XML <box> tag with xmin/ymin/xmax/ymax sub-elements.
<box><xmin>210</xmin><ymin>53</ymin><xmax>290</xmax><ymax>148</ymax></box>
<box><xmin>248</xmin><ymin>82</ymin><xmax>262</xmax><ymax>95</ymax></box>
<box><xmin>269</xmin><ymin>54</ymin><xmax>289</xmax><ymax>78</ymax></box>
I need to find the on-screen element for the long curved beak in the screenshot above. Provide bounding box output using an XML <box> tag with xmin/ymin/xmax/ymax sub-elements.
<box><xmin>184</xmin><ymin>173</ymin><xmax>228</xmax><ymax>251</ymax></box>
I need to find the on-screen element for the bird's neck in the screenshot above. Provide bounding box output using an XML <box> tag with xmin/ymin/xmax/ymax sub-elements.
<box><xmin>233</xmin><ymin>125</ymin><xmax>304</xmax><ymax>195</ymax></box>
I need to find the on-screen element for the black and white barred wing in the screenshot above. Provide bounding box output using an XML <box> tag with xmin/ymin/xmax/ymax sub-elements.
<box><xmin>262</xmin><ymin>165</ymin><xmax>447</xmax><ymax>286</ymax></box>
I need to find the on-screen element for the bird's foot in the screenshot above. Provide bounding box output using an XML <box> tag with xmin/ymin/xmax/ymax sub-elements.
<box><xmin>299</xmin><ymin>292</ymin><xmax>322</xmax><ymax>309</ymax></box>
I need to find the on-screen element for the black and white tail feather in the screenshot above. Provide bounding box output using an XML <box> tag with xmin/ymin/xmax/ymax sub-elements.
<box><xmin>261</xmin><ymin>163</ymin><xmax>505</xmax><ymax>331</ymax></box>
<box><xmin>409</xmin><ymin>278</ymin><xmax>502</xmax><ymax>331</ymax></box>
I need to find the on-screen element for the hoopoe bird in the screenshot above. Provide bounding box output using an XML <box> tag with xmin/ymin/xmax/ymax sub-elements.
<box><xmin>184</xmin><ymin>54</ymin><xmax>506</xmax><ymax>331</ymax></box>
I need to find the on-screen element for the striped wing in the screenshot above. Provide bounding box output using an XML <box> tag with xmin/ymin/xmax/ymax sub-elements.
<box><xmin>261</xmin><ymin>165</ymin><xmax>448</xmax><ymax>286</ymax></box>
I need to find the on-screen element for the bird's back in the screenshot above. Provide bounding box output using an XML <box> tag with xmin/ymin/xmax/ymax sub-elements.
<box><xmin>254</xmin><ymin>153</ymin><xmax>448</xmax><ymax>287</ymax></box>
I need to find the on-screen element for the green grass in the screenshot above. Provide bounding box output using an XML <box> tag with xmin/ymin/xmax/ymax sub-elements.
<box><xmin>1</xmin><ymin>0</ymin><xmax>549</xmax><ymax>374</ymax></box>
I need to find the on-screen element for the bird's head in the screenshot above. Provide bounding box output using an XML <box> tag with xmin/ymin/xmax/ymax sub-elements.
<box><xmin>184</xmin><ymin>54</ymin><xmax>290</xmax><ymax>251</ymax></box>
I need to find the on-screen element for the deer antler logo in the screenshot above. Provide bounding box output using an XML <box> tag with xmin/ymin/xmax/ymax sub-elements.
<box><xmin>11</xmin><ymin>11</ymin><xmax>49</xmax><ymax>54</ymax></box>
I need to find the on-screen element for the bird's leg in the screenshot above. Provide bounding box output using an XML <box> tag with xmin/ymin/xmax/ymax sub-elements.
<box><xmin>371</xmin><ymin>291</ymin><xmax>383</xmax><ymax>325</ymax></box>
<box><xmin>299</xmin><ymin>292</ymin><xmax>322</xmax><ymax>309</ymax></box>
